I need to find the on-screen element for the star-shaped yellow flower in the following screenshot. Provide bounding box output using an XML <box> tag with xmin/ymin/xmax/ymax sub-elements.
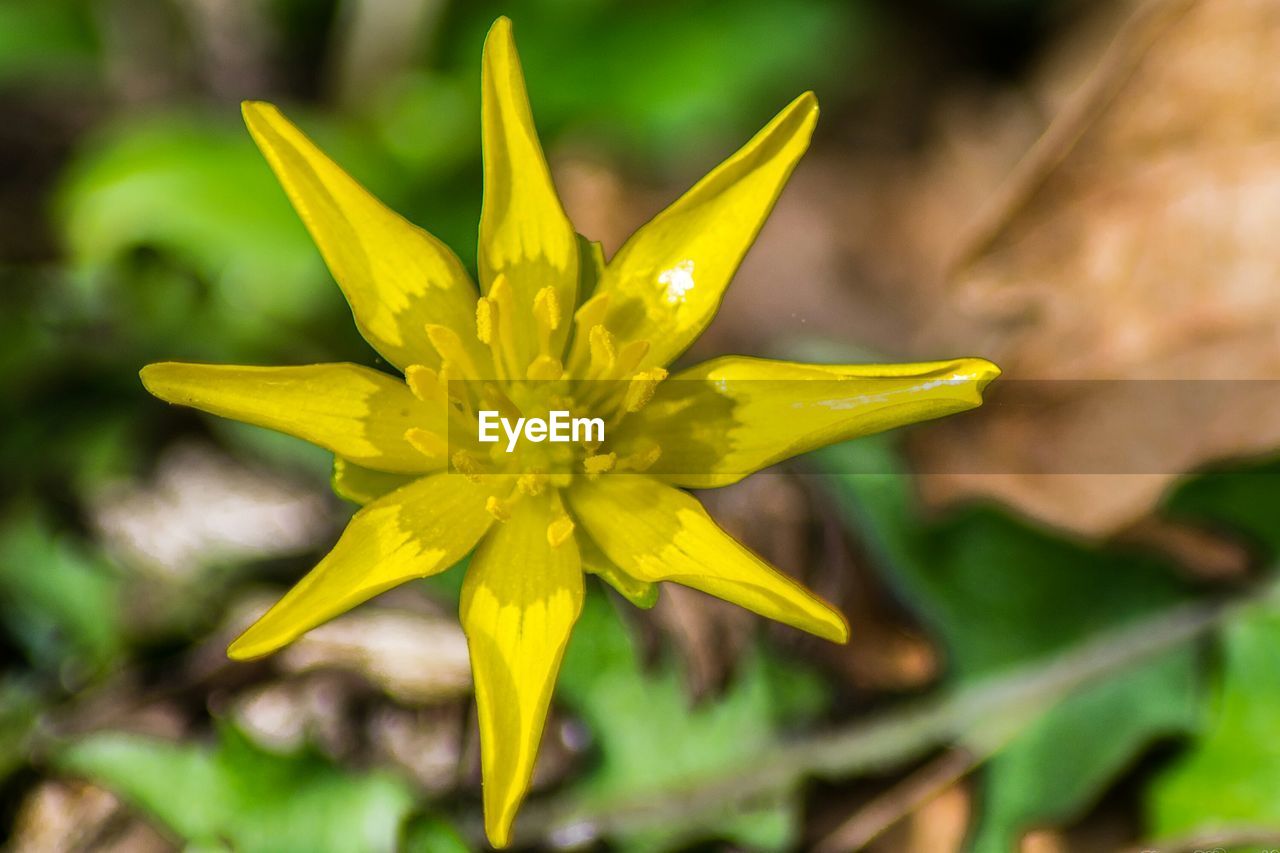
<box><xmin>140</xmin><ymin>17</ymin><xmax>997</xmax><ymax>847</ymax></box>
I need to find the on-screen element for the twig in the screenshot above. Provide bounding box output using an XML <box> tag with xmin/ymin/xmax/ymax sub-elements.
<box><xmin>814</xmin><ymin>748</ymin><xmax>981</xmax><ymax>853</ymax></box>
<box><xmin>1126</xmin><ymin>825</ymin><xmax>1280</xmax><ymax>853</ymax></box>
<box><xmin>509</xmin><ymin>587</ymin><xmax>1264</xmax><ymax>847</ymax></box>
<box><xmin>949</xmin><ymin>0</ymin><xmax>1200</xmax><ymax>271</ymax></box>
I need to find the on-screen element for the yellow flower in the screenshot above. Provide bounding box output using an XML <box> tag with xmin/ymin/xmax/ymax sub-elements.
<box><xmin>140</xmin><ymin>17</ymin><xmax>997</xmax><ymax>848</ymax></box>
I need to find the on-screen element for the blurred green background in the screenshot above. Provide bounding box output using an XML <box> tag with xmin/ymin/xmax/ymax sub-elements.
<box><xmin>4</xmin><ymin>0</ymin><xmax>1280</xmax><ymax>850</ymax></box>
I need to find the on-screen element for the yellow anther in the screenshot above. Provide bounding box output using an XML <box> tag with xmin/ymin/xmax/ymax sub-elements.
<box><xmin>526</xmin><ymin>354</ymin><xmax>564</xmax><ymax>381</ymax></box>
<box><xmin>616</xmin><ymin>339</ymin><xmax>651</xmax><ymax>376</ymax></box>
<box><xmin>485</xmin><ymin>495</ymin><xmax>511</xmax><ymax>522</ymax></box>
<box><xmin>516</xmin><ymin>473</ymin><xmax>546</xmax><ymax>496</ymax></box>
<box><xmin>618</xmin><ymin>442</ymin><xmax>662</xmax><ymax>472</ymax></box>
<box><xmin>451</xmin><ymin>450</ymin><xmax>484</xmax><ymax>481</ymax></box>
<box><xmin>404</xmin><ymin>365</ymin><xmax>445</xmax><ymax>403</ymax></box>
<box><xmin>583</xmin><ymin>452</ymin><xmax>617</xmax><ymax>475</ymax></box>
<box><xmin>623</xmin><ymin>367</ymin><xmax>668</xmax><ymax>412</ymax></box>
<box><xmin>589</xmin><ymin>325</ymin><xmax>616</xmax><ymax>373</ymax></box>
<box><xmin>573</xmin><ymin>291</ymin><xmax>610</xmax><ymax>329</ymax></box>
<box><xmin>426</xmin><ymin>324</ymin><xmax>479</xmax><ymax>379</ymax></box>
<box><xmin>475</xmin><ymin>297</ymin><xmax>496</xmax><ymax>345</ymax></box>
<box><xmin>533</xmin><ymin>286</ymin><xmax>561</xmax><ymax>333</ymax></box>
<box><xmin>546</xmin><ymin>514</ymin><xmax>576</xmax><ymax>547</ymax></box>
<box><xmin>404</xmin><ymin>427</ymin><xmax>448</xmax><ymax>460</ymax></box>
<box><xmin>488</xmin><ymin>271</ymin><xmax>514</xmax><ymax>304</ymax></box>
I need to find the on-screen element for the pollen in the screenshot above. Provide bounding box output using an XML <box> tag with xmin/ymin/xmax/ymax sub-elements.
<box><xmin>404</xmin><ymin>427</ymin><xmax>448</xmax><ymax>460</ymax></box>
<box><xmin>623</xmin><ymin>367</ymin><xmax>668</xmax><ymax>412</ymax></box>
<box><xmin>405</xmin><ymin>364</ymin><xmax>445</xmax><ymax>403</ymax></box>
<box><xmin>485</xmin><ymin>495</ymin><xmax>512</xmax><ymax>522</ymax></box>
<box><xmin>546</xmin><ymin>513</ymin><xmax>575</xmax><ymax>547</ymax></box>
<box><xmin>476</xmin><ymin>297</ymin><xmax>496</xmax><ymax>345</ymax></box>
<box><xmin>583</xmin><ymin>452</ymin><xmax>616</xmax><ymax>475</ymax></box>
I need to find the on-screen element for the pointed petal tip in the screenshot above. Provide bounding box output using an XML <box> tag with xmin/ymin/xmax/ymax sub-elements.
<box><xmin>485</xmin><ymin>15</ymin><xmax>514</xmax><ymax>49</ymax></box>
<box><xmin>483</xmin><ymin>806</ymin><xmax>514</xmax><ymax>849</ymax></box>
<box><xmin>795</xmin><ymin>90</ymin><xmax>819</xmax><ymax>116</ymax></box>
<box><xmin>240</xmin><ymin>99</ymin><xmax>277</xmax><ymax>125</ymax></box>
<box><xmin>226</xmin><ymin>634</ymin><xmax>266</xmax><ymax>662</ymax></box>
<box><xmin>138</xmin><ymin>362</ymin><xmax>179</xmax><ymax>400</ymax></box>
<box><xmin>808</xmin><ymin>600</ymin><xmax>850</xmax><ymax>644</ymax></box>
<box><xmin>965</xmin><ymin>357</ymin><xmax>1002</xmax><ymax>394</ymax></box>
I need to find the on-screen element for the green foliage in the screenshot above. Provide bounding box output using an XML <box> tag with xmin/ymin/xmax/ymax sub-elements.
<box><xmin>459</xmin><ymin>0</ymin><xmax>869</xmax><ymax>161</ymax></box>
<box><xmin>57</xmin><ymin>725</ymin><xmax>417</xmax><ymax>853</ymax></box>
<box><xmin>1147</xmin><ymin>595</ymin><xmax>1280</xmax><ymax>839</ymax></box>
<box><xmin>57</xmin><ymin>115</ymin><xmax>336</xmax><ymax>358</ymax></box>
<box><xmin>0</xmin><ymin>1</ymin><xmax>98</xmax><ymax>82</ymax></box>
<box><xmin>815</xmin><ymin>436</ymin><xmax>1201</xmax><ymax>851</ymax></box>
<box><xmin>556</xmin><ymin>591</ymin><xmax>829</xmax><ymax>852</ymax></box>
<box><xmin>0</xmin><ymin>511</ymin><xmax>123</xmax><ymax>676</ymax></box>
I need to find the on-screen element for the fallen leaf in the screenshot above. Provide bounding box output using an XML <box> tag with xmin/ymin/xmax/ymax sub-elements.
<box><xmin>912</xmin><ymin>0</ymin><xmax>1280</xmax><ymax>535</ymax></box>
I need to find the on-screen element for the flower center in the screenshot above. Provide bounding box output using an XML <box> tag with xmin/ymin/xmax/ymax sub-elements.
<box><xmin>398</xmin><ymin>286</ymin><xmax>668</xmax><ymax>529</ymax></box>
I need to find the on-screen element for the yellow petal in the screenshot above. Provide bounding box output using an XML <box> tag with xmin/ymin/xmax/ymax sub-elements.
<box><xmin>460</xmin><ymin>493</ymin><xmax>583</xmax><ymax>848</ymax></box>
<box><xmin>568</xmin><ymin>476</ymin><xmax>846</xmax><ymax>642</ymax></box>
<box><xmin>242</xmin><ymin>101</ymin><xmax>486</xmax><ymax>372</ymax></box>
<box><xmin>229</xmin><ymin>472</ymin><xmax>492</xmax><ymax>659</ymax></box>
<box><xmin>577</xmin><ymin>531</ymin><xmax>658</xmax><ymax>609</ymax></box>
<box><xmin>330</xmin><ymin>457</ymin><xmax>418</xmax><ymax>505</ymax></box>
<box><xmin>479</xmin><ymin>18</ymin><xmax>578</xmax><ymax>369</ymax></box>
<box><xmin>576</xmin><ymin>92</ymin><xmax>817</xmax><ymax>372</ymax></box>
<box><xmin>611</xmin><ymin>356</ymin><xmax>1001</xmax><ymax>488</ymax></box>
<box><xmin>141</xmin><ymin>362</ymin><xmax>444</xmax><ymax>473</ymax></box>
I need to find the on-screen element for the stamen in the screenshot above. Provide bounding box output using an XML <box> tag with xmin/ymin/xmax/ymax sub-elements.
<box><xmin>451</xmin><ymin>450</ymin><xmax>485</xmax><ymax>481</ymax></box>
<box><xmin>583</xmin><ymin>452</ymin><xmax>617</xmax><ymax>475</ymax></box>
<box><xmin>475</xmin><ymin>297</ymin><xmax>495</xmax><ymax>345</ymax></box>
<box><xmin>573</xmin><ymin>291</ymin><xmax>610</xmax><ymax>330</ymax></box>
<box><xmin>486</xmin><ymin>274</ymin><xmax>521</xmax><ymax>377</ymax></box>
<box><xmin>533</xmin><ymin>286</ymin><xmax>561</xmax><ymax>336</ymax></box>
<box><xmin>516</xmin><ymin>473</ymin><xmax>546</xmax><ymax>496</ymax></box>
<box><xmin>623</xmin><ymin>367</ymin><xmax>668</xmax><ymax>413</ymax></box>
<box><xmin>617</xmin><ymin>442</ymin><xmax>662</xmax><ymax>472</ymax></box>
<box><xmin>546</xmin><ymin>513</ymin><xmax>576</xmax><ymax>547</ymax></box>
<box><xmin>616</xmin><ymin>339</ymin><xmax>651</xmax><ymax>376</ymax></box>
<box><xmin>426</xmin><ymin>324</ymin><xmax>480</xmax><ymax>379</ymax></box>
<box><xmin>589</xmin><ymin>325</ymin><xmax>616</xmax><ymax>375</ymax></box>
<box><xmin>404</xmin><ymin>427</ymin><xmax>448</xmax><ymax>460</ymax></box>
<box><xmin>485</xmin><ymin>495</ymin><xmax>511</xmax><ymax>522</ymax></box>
<box><xmin>405</xmin><ymin>365</ymin><xmax>445</xmax><ymax>403</ymax></box>
<box><xmin>526</xmin><ymin>354</ymin><xmax>564</xmax><ymax>381</ymax></box>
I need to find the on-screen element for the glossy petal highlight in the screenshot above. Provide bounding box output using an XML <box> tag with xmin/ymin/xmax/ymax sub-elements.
<box><xmin>141</xmin><ymin>362</ymin><xmax>444</xmax><ymax>473</ymax></box>
<box><xmin>574</xmin><ymin>92</ymin><xmax>817</xmax><ymax>373</ymax></box>
<box><xmin>243</xmin><ymin>101</ymin><xmax>485</xmax><ymax>371</ymax></box>
<box><xmin>461</xmin><ymin>495</ymin><xmax>583</xmax><ymax>847</ymax></box>
<box><xmin>229</xmin><ymin>473</ymin><xmax>492</xmax><ymax>659</ymax></box>
<box><xmin>479</xmin><ymin>18</ymin><xmax>578</xmax><ymax>370</ymax></box>
<box><xmin>612</xmin><ymin>356</ymin><xmax>1001</xmax><ymax>488</ymax></box>
<box><xmin>568</xmin><ymin>476</ymin><xmax>847</xmax><ymax>642</ymax></box>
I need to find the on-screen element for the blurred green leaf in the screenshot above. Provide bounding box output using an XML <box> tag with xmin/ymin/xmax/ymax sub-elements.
<box><xmin>0</xmin><ymin>679</ymin><xmax>42</xmax><ymax>784</ymax></box>
<box><xmin>58</xmin><ymin>724</ymin><xmax>415</xmax><ymax>853</ymax></box>
<box><xmin>0</xmin><ymin>0</ymin><xmax>98</xmax><ymax>82</ymax></box>
<box><xmin>556</xmin><ymin>591</ymin><xmax>828</xmax><ymax>852</ymax></box>
<box><xmin>814</xmin><ymin>436</ymin><xmax>1200</xmax><ymax>850</ymax></box>
<box><xmin>1163</xmin><ymin>458</ymin><xmax>1280</xmax><ymax>557</ymax></box>
<box><xmin>55</xmin><ymin>112</ymin><xmax>401</xmax><ymax>363</ymax></box>
<box><xmin>448</xmin><ymin>0</ymin><xmax>870</xmax><ymax>163</ymax></box>
<box><xmin>1146</xmin><ymin>594</ymin><xmax>1280</xmax><ymax>840</ymax></box>
<box><xmin>402</xmin><ymin>814</ymin><xmax>470</xmax><ymax>853</ymax></box>
<box><xmin>0</xmin><ymin>510</ymin><xmax>123</xmax><ymax>675</ymax></box>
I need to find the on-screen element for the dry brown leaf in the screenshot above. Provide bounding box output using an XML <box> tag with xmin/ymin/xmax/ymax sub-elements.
<box><xmin>912</xmin><ymin>0</ymin><xmax>1280</xmax><ymax>535</ymax></box>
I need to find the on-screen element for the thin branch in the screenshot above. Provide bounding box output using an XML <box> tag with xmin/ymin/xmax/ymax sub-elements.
<box><xmin>1126</xmin><ymin>825</ymin><xmax>1280</xmax><ymax>853</ymax></box>
<box><xmin>949</xmin><ymin>0</ymin><xmax>1199</xmax><ymax>271</ymax></box>
<box><xmin>814</xmin><ymin>748</ymin><xmax>981</xmax><ymax>853</ymax></box>
<box><xmin>509</xmin><ymin>587</ymin><xmax>1262</xmax><ymax>847</ymax></box>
